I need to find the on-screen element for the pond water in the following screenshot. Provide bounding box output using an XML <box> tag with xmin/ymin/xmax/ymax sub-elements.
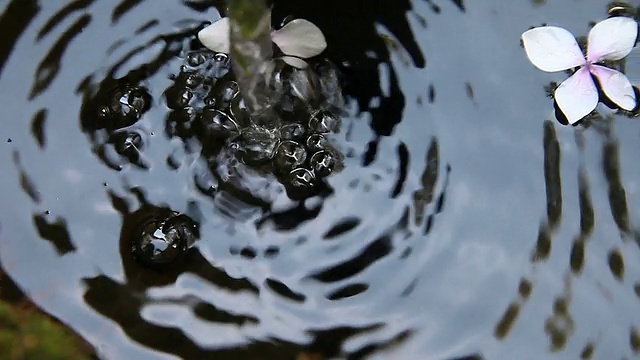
<box><xmin>1</xmin><ymin>0</ymin><xmax>640</xmax><ymax>359</ymax></box>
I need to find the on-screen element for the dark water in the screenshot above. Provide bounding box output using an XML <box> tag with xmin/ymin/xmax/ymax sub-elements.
<box><xmin>1</xmin><ymin>0</ymin><xmax>640</xmax><ymax>359</ymax></box>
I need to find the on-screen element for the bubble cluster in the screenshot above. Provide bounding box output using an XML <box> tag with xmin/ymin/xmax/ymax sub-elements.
<box><xmin>163</xmin><ymin>45</ymin><xmax>346</xmax><ymax>197</ymax></box>
<box><xmin>82</xmin><ymin>39</ymin><xmax>345</xmax><ymax>204</ymax></box>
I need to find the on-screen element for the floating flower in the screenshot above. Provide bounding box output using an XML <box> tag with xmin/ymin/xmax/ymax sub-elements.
<box><xmin>521</xmin><ymin>17</ymin><xmax>639</xmax><ymax>124</ymax></box>
<box><xmin>198</xmin><ymin>16</ymin><xmax>327</xmax><ymax>68</ymax></box>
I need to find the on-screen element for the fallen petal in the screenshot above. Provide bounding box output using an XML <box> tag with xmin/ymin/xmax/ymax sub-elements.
<box><xmin>271</xmin><ymin>19</ymin><xmax>327</xmax><ymax>58</ymax></box>
<box><xmin>590</xmin><ymin>64</ymin><xmax>637</xmax><ymax>110</ymax></box>
<box><xmin>587</xmin><ymin>17</ymin><xmax>638</xmax><ymax>62</ymax></box>
<box><xmin>198</xmin><ymin>17</ymin><xmax>230</xmax><ymax>53</ymax></box>
<box><xmin>554</xmin><ymin>67</ymin><xmax>599</xmax><ymax>124</ymax></box>
<box><xmin>521</xmin><ymin>26</ymin><xmax>585</xmax><ymax>72</ymax></box>
<box><xmin>279</xmin><ymin>56</ymin><xmax>309</xmax><ymax>69</ymax></box>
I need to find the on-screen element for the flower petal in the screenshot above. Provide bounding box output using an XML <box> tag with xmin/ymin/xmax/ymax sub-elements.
<box><xmin>521</xmin><ymin>26</ymin><xmax>585</xmax><ymax>72</ymax></box>
<box><xmin>590</xmin><ymin>64</ymin><xmax>637</xmax><ymax>110</ymax></box>
<box><xmin>554</xmin><ymin>67</ymin><xmax>598</xmax><ymax>124</ymax></box>
<box><xmin>198</xmin><ymin>17</ymin><xmax>230</xmax><ymax>53</ymax></box>
<box><xmin>279</xmin><ymin>56</ymin><xmax>309</xmax><ymax>69</ymax></box>
<box><xmin>587</xmin><ymin>17</ymin><xmax>638</xmax><ymax>62</ymax></box>
<box><xmin>271</xmin><ymin>19</ymin><xmax>327</xmax><ymax>58</ymax></box>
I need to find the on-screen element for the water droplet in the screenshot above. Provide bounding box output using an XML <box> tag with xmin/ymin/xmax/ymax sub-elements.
<box><xmin>275</xmin><ymin>140</ymin><xmax>307</xmax><ymax>172</ymax></box>
<box><xmin>98</xmin><ymin>106</ymin><xmax>110</xmax><ymax>118</ymax></box>
<box><xmin>310</xmin><ymin>150</ymin><xmax>335</xmax><ymax>177</ymax></box>
<box><xmin>279</xmin><ymin>15</ymin><xmax>295</xmax><ymax>29</ymax></box>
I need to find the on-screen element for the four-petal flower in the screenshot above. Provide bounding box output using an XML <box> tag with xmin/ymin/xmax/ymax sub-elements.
<box><xmin>198</xmin><ymin>16</ymin><xmax>327</xmax><ymax>68</ymax></box>
<box><xmin>521</xmin><ymin>17</ymin><xmax>638</xmax><ymax>124</ymax></box>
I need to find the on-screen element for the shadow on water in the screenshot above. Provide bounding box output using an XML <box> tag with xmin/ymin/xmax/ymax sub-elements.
<box><xmin>2</xmin><ymin>0</ymin><xmax>640</xmax><ymax>359</ymax></box>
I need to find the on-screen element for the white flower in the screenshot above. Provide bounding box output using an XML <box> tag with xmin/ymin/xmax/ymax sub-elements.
<box><xmin>521</xmin><ymin>17</ymin><xmax>638</xmax><ymax>124</ymax></box>
<box><xmin>197</xmin><ymin>16</ymin><xmax>327</xmax><ymax>68</ymax></box>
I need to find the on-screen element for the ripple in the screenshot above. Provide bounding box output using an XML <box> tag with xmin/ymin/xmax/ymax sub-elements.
<box><xmin>6</xmin><ymin>1</ymin><xmax>639</xmax><ymax>359</ymax></box>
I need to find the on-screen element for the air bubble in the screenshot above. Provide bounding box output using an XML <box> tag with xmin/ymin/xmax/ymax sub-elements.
<box><xmin>288</xmin><ymin>67</ymin><xmax>322</xmax><ymax>105</ymax></box>
<box><xmin>178</xmin><ymin>89</ymin><xmax>193</xmax><ymax>107</ymax></box>
<box><xmin>208</xmin><ymin>81</ymin><xmax>239</xmax><ymax>111</ymax></box>
<box><xmin>112</xmin><ymin>130</ymin><xmax>143</xmax><ymax>156</ymax></box>
<box><xmin>184</xmin><ymin>72</ymin><xmax>203</xmax><ymax>88</ymax></box>
<box><xmin>288</xmin><ymin>167</ymin><xmax>316</xmax><ymax>190</ymax></box>
<box><xmin>279</xmin><ymin>123</ymin><xmax>306</xmax><ymax>140</ymax></box>
<box><xmin>214</xmin><ymin>53</ymin><xmax>229</xmax><ymax>64</ymax></box>
<box><xmin>309</xmin><ymin>110</ymin><xmax>340</xmax><ymax>133</ymax></box>
<box><xmin>230</xmin><ymin>93</ymin><xmax>251</xmax><ymax>128</ymax></box>
<box><xmin>127</xmin><ymin>89</ymin><xmax>151</xmax><ymax>112</ymax></box>
<box><xmin>275</xmin><ymin>140</ymin><xmax>307</xmax><ymax>172</ymax></box>
<box><xmin>199</xmin><ymin>107</ymin><xmax>239</xmax><ymax>139</ymax></box>
<box><xmin>310</xmin><ymin>150</ymin><xmax>335</xmax><ymax>177</ymax></box>
<box><xmin>131</xmin><ymin>212</ymin><xmax>199</xmax><ymax>266</ymax></box>
<box><xmin>237</xmin><ymin>125</ymin><xmax>279</xmax><ymax>164</ymax></box>
<box><xmin>165</xmin><ymin>83</ymin><xmax>193</xmax><ymax>110</ymax></box>
<box><xmin>314</xmin><ymin>59</ymin><xmax>345</xmax><ymax>111</ymax></box>
<box><xmin>187</xmin><ymin>52</ymin><xmax>209</xmax><ymax>67</ymax></box>
<box><xmin>97</xmin><ymin>86</ymin><xmax>151</xmax><ymax>129</ymax></box>
<box><xmin>306</xmin><ymin>133</ymin><xmax>327</xmax><ymax>151</ymax></box>
<box><xmin>212</xmin><ymin>53</ymin><xmax>230</xmax><ymax>78</ymax></box>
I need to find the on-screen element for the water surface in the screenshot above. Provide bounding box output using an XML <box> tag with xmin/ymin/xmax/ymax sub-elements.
<box><xmin>1</xmin><ymin>0</ymin><xmax>640</xmax><ymax>359</ymax></box>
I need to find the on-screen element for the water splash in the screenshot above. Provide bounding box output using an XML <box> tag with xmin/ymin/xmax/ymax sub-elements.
<box><xmin>227</xmin><ymin>0</ymin><xmax>274</xmax><ymax>117</ymax></box>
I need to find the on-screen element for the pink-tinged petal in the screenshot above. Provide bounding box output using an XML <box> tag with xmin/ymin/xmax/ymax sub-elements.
<box><xmin>554</xmin><ymin>67</ymin><xmax>598</xmax><ymax>124</ymax></box>
<box><xmin>587</xmin><ymin>17</ymin><xmax>638</xmax><ymax>62</ymax></box>
<box><xmin>271</xmin><ymin>19</ymin><xmax>327</xmax><ymax>58</ymax></box>
<box><xmin>279</xmin><ymin>56</ymin><xmax>309</xmax><ymax>69</ymax></box>
<box><xmin>198</xmin><ymin>17</ymin><xmax>230</xmax><ymax>53</ymax></box>
<box><xmin>590</xmin><ymin>64</ymin><xmax>637</xmax><ymax>110</ymax></box>
<box><xmin>521</xmin><ymin>26</ymin><xmax>585</xmax><ymax>72</ymax></box>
